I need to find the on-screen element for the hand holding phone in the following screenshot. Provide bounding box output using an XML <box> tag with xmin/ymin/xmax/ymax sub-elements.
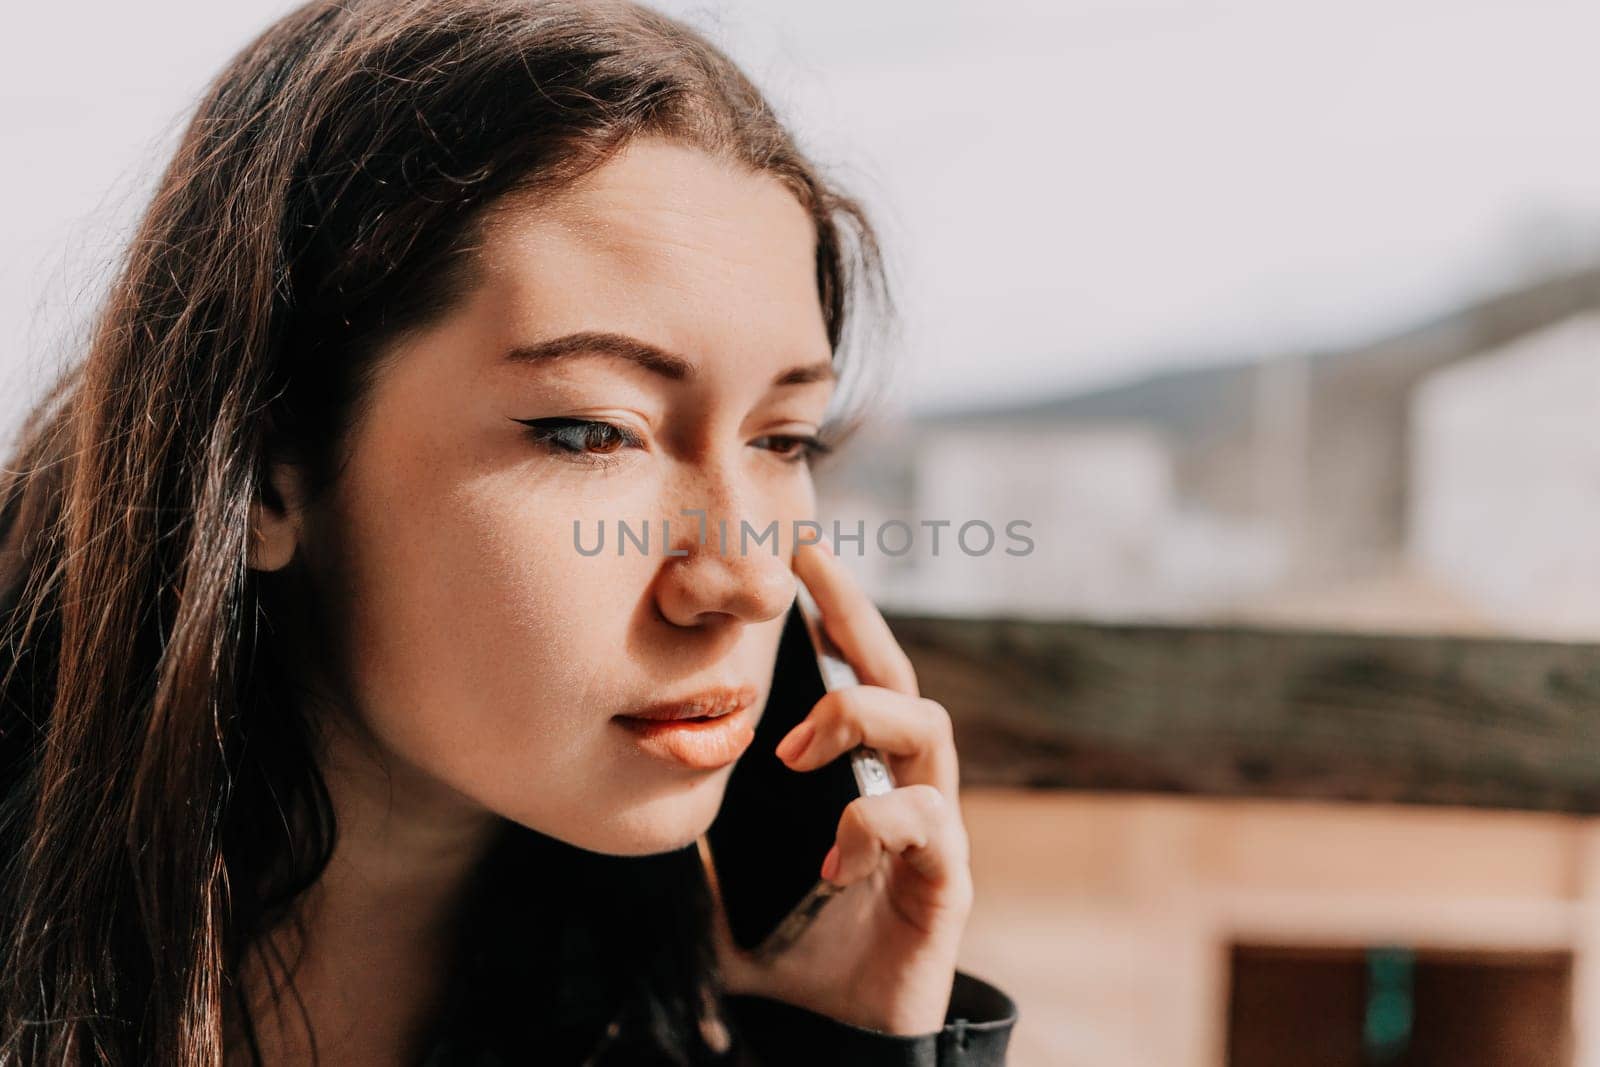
<box><xmin>703</xmin><ymin>574</ymin><xmax>895</xmax><ymax>961</ymax></box>
<box><xmin>700</xmin><ymin>541</ymin><xmax>972</xmax><ymax>1036</ymax></box>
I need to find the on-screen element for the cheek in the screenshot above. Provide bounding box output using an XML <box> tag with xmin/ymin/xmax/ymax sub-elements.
<box><xmin>322</xmin><ymin>435</ymin><xmax>649</xmax><ymax>814</ymax></box>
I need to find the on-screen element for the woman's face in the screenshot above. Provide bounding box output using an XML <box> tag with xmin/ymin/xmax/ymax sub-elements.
<box><xmin>291</xmin><ymin>137</ymin><xmax>835</xmax><ymax>855</ymax></box>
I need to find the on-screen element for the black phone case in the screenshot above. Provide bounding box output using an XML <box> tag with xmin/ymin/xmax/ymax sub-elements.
<box><xmin>703</xmin><ymin>601</ymin><xmax>862</xmax><ymax>953</ymax></box>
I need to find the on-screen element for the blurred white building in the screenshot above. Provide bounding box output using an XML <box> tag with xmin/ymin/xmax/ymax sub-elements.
<box><xmin>896</xmin><ymin>423</ymin><xmax>1174</xmax><ymax>617</ymax></box>
<box><xmin>819</xmin><ymin>264</ymin><xmax>1600</xmax><ymax>635</ymax></box>
<box><xmin>1410</xmin><ymin>314</ymin><xmax>1600</xmax><ymax>638</ymax></box>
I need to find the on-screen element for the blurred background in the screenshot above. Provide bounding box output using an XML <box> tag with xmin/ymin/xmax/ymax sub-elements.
<box><xmin>6</xmin><ymin>1</ymin><xmax>1600</xmax><ymax>1063</ymax></box>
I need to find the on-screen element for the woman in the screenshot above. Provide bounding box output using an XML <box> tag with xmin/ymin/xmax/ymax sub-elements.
<box><xmin>0</xmin><ymin>1</ymin><xmax>1018</xmax><ymax>1063</ymax></box>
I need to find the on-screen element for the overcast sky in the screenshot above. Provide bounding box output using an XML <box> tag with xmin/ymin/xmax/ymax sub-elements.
<box><xmin>5</xmin><ymin>0</ymin><xmax>1599</xmax><ymax>436</ymax></box>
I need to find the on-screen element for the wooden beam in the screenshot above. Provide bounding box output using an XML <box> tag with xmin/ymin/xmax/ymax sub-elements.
<box><xmin>886</xmin><ymin>614</ymin><xmax>1600</xmax><ymax>813</ymax></box>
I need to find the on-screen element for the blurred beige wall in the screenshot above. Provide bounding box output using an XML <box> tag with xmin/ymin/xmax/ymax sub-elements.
<box><xmin>960</xmin><ymin>789</ymin><xmax>1600</xmax><ymax>1066</ymax></box>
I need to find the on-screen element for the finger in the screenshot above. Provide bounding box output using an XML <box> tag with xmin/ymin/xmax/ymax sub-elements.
<box><xmin>823</xmin><ymin>785</ymin><xmax>970</xmax><ymax>892</ymax></box>
<box><xmin>777</xmin><ymin>687</ymin><xmax>959</xmax><ymax>799</ymax></box>
<box><xmin>793</xmin><ymin>541</ymin><xmax>919</xmax><ymax>697</ymax></box>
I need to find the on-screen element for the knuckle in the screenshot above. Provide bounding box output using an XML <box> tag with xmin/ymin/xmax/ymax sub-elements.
<box><xmin>902</xmin><ymin>783</ymin><xmax>947</xmax><ymax>820</ymax></box>
<box><xmin>831</xmin><ymin>685</ymin><xmax>869</xmax><ymax>719</ymax></box>
<box><xmin>918</xmin><ymin>697</ymin><xmax>954</xmax><ymax>743</ymax></box>
<box><xmin>839</xmin><ymin>795</ymin><xmax>876</xmax><ymax>837</ymax></box>
<box><xmin>814</xmin><ymin>690</ymin><xmax>855</xmax><ymax>734</ymax></box>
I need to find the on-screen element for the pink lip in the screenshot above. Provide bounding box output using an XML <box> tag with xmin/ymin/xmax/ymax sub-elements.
<box><xmin>614</xmin><ymin>685</ymin><xmax>760</xmax><ymax>769</ymax></box>
<box><xmin>619</xmin><ymin>684</ymin><xmax>760</xmax><ymax>722</ymax></box>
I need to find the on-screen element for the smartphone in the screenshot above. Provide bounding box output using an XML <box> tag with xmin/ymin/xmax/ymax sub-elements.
<box><xmin>702</xmin><ymin>576</ymin><xmax>896</xmax><ymax>960</ymax></box>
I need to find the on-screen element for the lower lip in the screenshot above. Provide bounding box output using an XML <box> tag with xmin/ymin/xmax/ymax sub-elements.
<box><xmin>613</xmin><ymin>704</ymin><xmax>757</xmax><ymax>770</ymax></box>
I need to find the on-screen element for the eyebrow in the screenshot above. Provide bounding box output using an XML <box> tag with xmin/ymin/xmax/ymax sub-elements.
<box><xmin>503</xmin><ymin>331</ymin><xmax>836</xmax><ymax>388</ymax></box>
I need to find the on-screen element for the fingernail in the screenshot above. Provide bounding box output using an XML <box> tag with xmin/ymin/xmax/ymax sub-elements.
<box><xmin>820</xmin><ymin>844</ymin><xmax>841</xmax><ymax>882</ymax></box>
<box><xmin>775</xmin><ymin>720</ymin><xmax>815</xmax><ymax>763</ymax></box>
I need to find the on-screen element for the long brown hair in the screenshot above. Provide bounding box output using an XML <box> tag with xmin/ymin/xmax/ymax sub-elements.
<box><xmin>0</xmin><ymin>1</ymin><xmax>890</xmax><ymax>1062</ymax></box>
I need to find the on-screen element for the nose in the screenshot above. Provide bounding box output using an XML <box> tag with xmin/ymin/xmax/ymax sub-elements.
<box><xmin>652</xmin><ymin>478</ymin><xmax>798</xmax><ymax>629</ymax></box>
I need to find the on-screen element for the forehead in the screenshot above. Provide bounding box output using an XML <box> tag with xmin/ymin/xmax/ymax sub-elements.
<box><xmin>468</xmin><ymin>138</ymin><xmax>828</xmax><ymax>362</ymax></box>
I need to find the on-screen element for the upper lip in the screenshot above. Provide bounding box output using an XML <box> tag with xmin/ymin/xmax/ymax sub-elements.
<box><xmin>618</xmin><ymin>684</ymin><xmax>760</xmax><ymax>722</ymax></box>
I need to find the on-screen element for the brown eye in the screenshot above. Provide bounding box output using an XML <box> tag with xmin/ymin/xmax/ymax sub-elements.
<box><xmin>754</xmin><ymin>434</ymin><xmax>833</xmax><ymax>464</ymax></box>
<box><xmin>510</xmin><ymin>417</ymin><xmax>643</xmax><ymax>467</ymax></box>
<box><xmin>580</xmin><ymin>423</ymin><xmax>624</xmax><ymax>453</ymax></box>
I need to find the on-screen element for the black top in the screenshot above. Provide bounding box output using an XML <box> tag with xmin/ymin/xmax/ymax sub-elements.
<box><xmin>415</xmin><ymin>827</ymin><xmax>1018</xmax><ymax>1065</ymax></box>
<box><xmin>716</xmin><ymin>969</ymin><xmax>1018</xmax><ymax>1066</ymax></box>
<box><xmin>419</xmin><ymin>968</ymin><xmax>1018</xmax><ymax>1066</ymax></box>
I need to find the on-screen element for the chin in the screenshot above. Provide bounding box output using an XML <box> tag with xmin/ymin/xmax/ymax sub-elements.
<box><xmin>540</xmin><ymin>774</ymin><xmax>732</xmax><ymax>857</ymax></box>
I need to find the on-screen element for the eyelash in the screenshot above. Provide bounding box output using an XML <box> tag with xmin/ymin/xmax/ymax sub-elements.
<box><xmin>510</xmin><ymin>417</ymin><xmax>834</xmax><ymax>470</ymax></box>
